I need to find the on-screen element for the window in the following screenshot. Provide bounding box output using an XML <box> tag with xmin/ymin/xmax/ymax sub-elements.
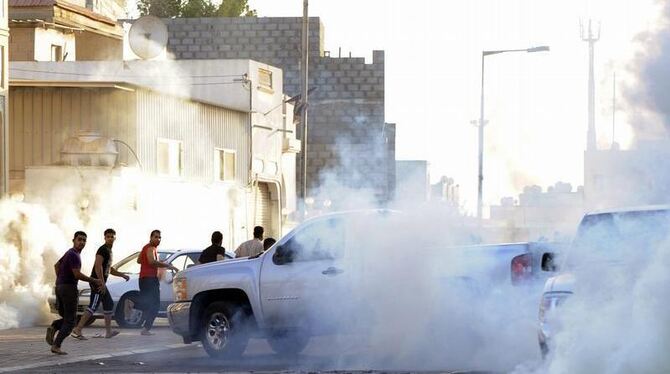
<box><xmin>114</xmin><ymin>251</ymin><xmax>170</xmax><ymax>274</ymax></box>
<box><xmin>170</xmin><ymin>254</ymin><xmax>196</xmax><ymax>271</ymax></box>
<box><xmin>274</xmin><ymin>218</ymin><xmax>345</xmax><ymax>264</ymax></box>
<box><xmin>258</xmin><ymin>68</ymin><xmax>273</xmax><ymax>90</ymax></box>
<box><xmin>51</xmin><ymin>45</ymin><xmax>63</xmax><ymax>62</ymax></box>
<box><xmin>157</xmin><ymin>139</ymin><xmax>183</xmax><ymax>177</ymax></box>
<box><xmin>215</xmin><ymin>149</ymin><xmax>236</xmax><ymax>182</ymax></box>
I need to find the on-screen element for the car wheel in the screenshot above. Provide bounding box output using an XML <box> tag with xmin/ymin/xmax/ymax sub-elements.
<box><xmin>200</xmin><ymin>301</ymin><xmax>250</xmax><ymax>359</ymax></box>
<box><xmin>267</xmin><ymin>330</ymin><xmax>310</xmax><ymax>356</ymax></box>
<box><xmin>115</xmin><ymin>292</ymin><xmax>145</xmax><ymax>329</ymax></box>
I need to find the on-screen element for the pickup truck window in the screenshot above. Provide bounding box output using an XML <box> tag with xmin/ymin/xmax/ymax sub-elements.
<box><xmin>115</xmin><ymin>251</ymin><xmax>171</xmax><ymax>274</ymax></box>
<box><xmin>567</xmin><ymin>209</ymin><xmax>670</xmax><ymax>268</ymax></box>
<box><xmin>274</xmin><ymin>218</ymin><xmax>344</xmax><ymax>264</ymax></box>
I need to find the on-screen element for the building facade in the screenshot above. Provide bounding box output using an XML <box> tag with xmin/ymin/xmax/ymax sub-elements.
<box><xmin>488</xmin><ymin>182</ymin><xmax>585</xmax><ymax>243</ymax></box>
<box><xmin>163</xmin><ymin>17</ymin><xmax>395</xmax><ymax>205</ymax></box>
<box><xmin>395</xmin><ymin>160</ymin><xmax>430</xmax><ymax>205</ymax></box>
<box><xmin>10</xmin><ymin>59</ymin><xmax>298</xmax><ymax>246</ymax></box>
<box><xmin>9</xmin><ymin>0</ymin><xmax>124</xmax><ymax>61</ymax></box>
<box><xmin>0</xmin><ymin>0</ymin><xmax>8</xmax><ymax>195</ymax></box>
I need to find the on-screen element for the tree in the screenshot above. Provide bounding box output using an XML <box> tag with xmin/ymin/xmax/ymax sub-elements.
<box><xmin>217</xmin><ymin>0</ymin><xmax>257</xmax><ymax>17</ymax></box>
<box><xmin>181</xmin><ymin>0</ymin><xmax>218</xmax><ymax>17</ymax></box>
<box><xmin>137</xmin><ymin>0</ymin><xmax>257</xmax><ymax>18</ymax></box>
<box><xmin>137</xmin><ymin>0</ymin><xmax>181</xmax><ymax>17</ymax></box>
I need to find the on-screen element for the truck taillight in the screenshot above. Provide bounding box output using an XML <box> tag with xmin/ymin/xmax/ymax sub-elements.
<box><xmin>174</xmin><ymin>277</ymin><xmax>188</xmax><ymax>302</ymax></box>
<box><xmin>511</xmin><ymin>253</ymin><xmax>533</xmax><ymax>285</ymax></box>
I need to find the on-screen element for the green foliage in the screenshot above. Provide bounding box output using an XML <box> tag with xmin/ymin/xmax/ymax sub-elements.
<box><xmin>217</xmin><ymin>0</ymin><xmax>257</xmax><ymax>17</ymax></box>
<box><xmin>181</xmin><ymin>0</ymin><xmax>218</xmax><ymax>17</ymax></box>
<box><xmin>137</xmin><ymin>0</ymin><xmax>181</xmax><ymax>18</ymax></box>
<box><xmin>136</xmin><ymin>0</ymin><xmax>257</xmax><ymax>18</ymax></box>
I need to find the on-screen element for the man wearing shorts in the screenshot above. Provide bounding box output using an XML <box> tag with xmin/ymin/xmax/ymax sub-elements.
<box><xmin>71</xmin><ymin>228</ymin><xmax>129</xmax><ymax>339</ymax></box>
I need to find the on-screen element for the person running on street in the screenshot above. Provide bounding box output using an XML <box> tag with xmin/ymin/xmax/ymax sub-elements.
<box><xmin>197</xmin><ymin>231</ymin><xmax>226</xmax><ymax>264</ymax></box>
<box><xmin>71</xmin><ymin>228</ymin><xmax>129</xmax><ymax>340</ymax></box>
<box><xmin>235</xmin><ymin>226</ymin><xmax>264</xmax><ymax>258</ymax></box>
<box><xmin>138</xmin><ymin>230</ymin><xmax>178</xmax><ymax>336</ymax></box>
<box><xmin>46</xmin><ymin>231</ymin><xmax>102</xmax><ymax>355</ymax></box>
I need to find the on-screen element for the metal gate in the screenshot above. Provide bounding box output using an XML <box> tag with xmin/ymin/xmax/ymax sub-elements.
<box><xmin>249</xmin><ymin>182</ymin><xmax>274</xmax><ymax>238</ymax></box>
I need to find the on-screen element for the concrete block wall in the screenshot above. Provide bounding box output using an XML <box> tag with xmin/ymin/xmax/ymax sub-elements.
<box><xmin>165</xmin><ymin>17</ymin><xmax>393</xmax><ymax>203</ymax></box>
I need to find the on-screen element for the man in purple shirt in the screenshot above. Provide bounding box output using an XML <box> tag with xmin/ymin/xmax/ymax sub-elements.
<box><xmin>46</xmin><ymin>231</ymin><xmax>102</xmax><ymax>355</ymax></box>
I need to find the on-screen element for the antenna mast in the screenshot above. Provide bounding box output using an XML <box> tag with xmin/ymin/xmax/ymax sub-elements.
<box><xmin>581</xmin><ymin>19</ymin><xmax>600</xmax><ymax>151</ymax></box>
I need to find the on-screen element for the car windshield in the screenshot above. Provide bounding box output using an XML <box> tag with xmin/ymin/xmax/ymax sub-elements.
<box><xmin>114</xmin><ymin>251</ymin><xmax>172</xmax><ymax>274</ymax></box>
<box><xmin>567</xmin><ymin>209</ymin><xmax>670</xmax><ymax>266</ymax></box>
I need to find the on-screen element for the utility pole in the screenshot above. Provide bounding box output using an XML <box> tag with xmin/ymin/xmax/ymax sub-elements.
<box><xmin>475</xmin><ymin>46</ymin><xmax>549</xmax><ymax>222</ymax></box>
<box><xmin>300</xmin><ymin>0</ymin><xmax>309</xmax><ymax>218</ymax></box>
<box><xmin>612</xmin><ymin>72</ymin><xmax>617</xmax><ymax>149</ymax></box>
<box><xmin>581</xmin><ymin>19</ymin><xmax>600</xmax><ymax>151</ymax></box>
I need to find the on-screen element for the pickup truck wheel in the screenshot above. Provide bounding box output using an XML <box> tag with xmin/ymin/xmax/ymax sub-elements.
<box><xmin>115</xmin><ymin>292</ymin><xmax>145</xmax><ymax>329</ymax></box>
<box><xmin>200</xmin><ymin>302</ymin><xmax>250</xmax><ymax>359</ymax></box>
<box><xmin>267</xmin><ymin>330</ymin><xmax>310</xmax><ymax>356</ymax></box>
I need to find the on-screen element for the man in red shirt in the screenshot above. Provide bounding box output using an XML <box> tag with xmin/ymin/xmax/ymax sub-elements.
<box><xmin>138</xmin><ymin>230</ymin><xmax>178</xmax><ymax>336</ymax></box>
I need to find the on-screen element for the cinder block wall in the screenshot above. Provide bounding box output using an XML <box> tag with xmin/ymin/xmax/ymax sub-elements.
<box><xmin>165</xmin><ymin>17</ymin><xmax>394</xmax><ymax>203</ymax></box>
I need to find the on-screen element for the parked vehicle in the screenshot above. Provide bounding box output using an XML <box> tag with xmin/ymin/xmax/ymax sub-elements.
<box><xmin>47</xmin><ymin>249</ymin><xmax>233</xmax><ymax>328</ymax></box>
<box><xmin>537</xmin><ymin>205</ymin><xmax>670</xmax><ymax>357</ymax></box>
<box><xmin>167</xmin><ymin>210</ymin><xmax>564</xmax><ymax>358</ymax></box>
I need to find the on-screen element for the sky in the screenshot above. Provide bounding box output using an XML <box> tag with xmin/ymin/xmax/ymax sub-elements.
<box><xmin>128</xmin><ymin>0</ymin><xmax>664</xmax><ymax>215</ymax></box>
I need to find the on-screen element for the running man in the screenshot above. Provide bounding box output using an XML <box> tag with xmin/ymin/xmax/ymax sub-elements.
<box><xmin>46</xmin><ymin>231</ymin><xmax>102</xmax><ymax>355</ymax></box>
<box><xmin>71</xmin><ymin>228</ymin><xmax>130</xmax><ymax>340</ymax></box>
<box><xmin>138</xmin><ymin>230</ymin><xmax>179</xmax><ymax>336</ymax></box>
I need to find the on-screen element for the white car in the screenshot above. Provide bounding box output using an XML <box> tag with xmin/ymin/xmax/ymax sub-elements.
<box><xmin>538</xmin><ymin>205</ymin><xmax>670</xmax><ymax>357</ymax></box>
<box><xmin>48</xmin><ymin>248</ymin><xmax>233</xmax><ymax>328</ymax></box>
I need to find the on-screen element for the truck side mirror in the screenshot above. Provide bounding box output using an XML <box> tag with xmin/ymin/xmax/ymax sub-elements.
<box><xmin>165</xmin><ymin>270</ymin><xmax>175</xmax><ymax>283</ymax></box>
<box><xmin>541</xmin><ymin>252</ymin><xmax>557</xmax><ymax>272</ymax></box>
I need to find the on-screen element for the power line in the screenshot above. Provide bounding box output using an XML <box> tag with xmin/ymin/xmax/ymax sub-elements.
<box><xmin>9</xmin><ymin>67</ymin><xmax>245</xmax><ymax>79</ymax></box>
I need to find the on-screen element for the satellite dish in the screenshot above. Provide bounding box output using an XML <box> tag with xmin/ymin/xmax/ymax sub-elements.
<box><xmin>128</xmin><ymin>16</ymin><xmax>168</xmax><ymax>60</ymax></box>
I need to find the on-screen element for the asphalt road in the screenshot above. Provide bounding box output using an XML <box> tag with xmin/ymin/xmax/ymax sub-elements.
<box><xmin>0</xmin><ymin>320</ymin><xmax>501</xmax><ymax>373</ymax></box>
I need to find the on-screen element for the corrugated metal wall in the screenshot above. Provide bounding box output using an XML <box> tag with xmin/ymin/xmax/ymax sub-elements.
<box><xmin>9</xmin><ymin>86</ymin><xmax>136</xmax><ymax>178</ymax></box>
<box><xmin>135</xmin><ymin>89</ymin><xmax>249</xmax><ymax>184</ymax></box>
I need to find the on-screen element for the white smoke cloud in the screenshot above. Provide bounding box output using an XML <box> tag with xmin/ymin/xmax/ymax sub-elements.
<box><xmin>0</xmin><ymin>200</ymin><xmax>67</xmax><ymax>328</ymax></box>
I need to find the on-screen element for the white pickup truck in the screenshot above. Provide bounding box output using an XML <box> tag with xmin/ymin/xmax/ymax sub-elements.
<box><xmin>167</xmin><ymin>210</ymin><xmax>377</xmax><ymax>358</ymax></box>
<box><xmin>537</xmin><ymin>205</ymin><xmax>670</xmax><ymax>357</ymax></box>
<box><xmin>167</xmin><ymin>209</ymin><xmax>563</xmax><ymax>358</ymax></box>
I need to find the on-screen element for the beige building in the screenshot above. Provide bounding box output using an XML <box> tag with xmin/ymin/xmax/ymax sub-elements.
<box><xmin>10</xmin><ymin>59</ymin><xmax>299</xmax><ymax>246</ymax></box>
<box><xmin>9</xmin><ymin>0</ymin><xmax>124</xmax><ymax>62</ymax></box>
<box><xmin>0</xmin><ymin>0</ymin><xmax>7</xmax><ymax>195</ymax></box>
<box><xmin>487</xmin><ymin>182</ymin><xmax>585</xmax><ymax>243</ymax></box>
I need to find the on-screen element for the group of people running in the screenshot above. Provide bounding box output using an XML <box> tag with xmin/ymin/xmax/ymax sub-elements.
<box><xmin>46</xmin><ymin>226</ymin><xmax>275</xmax><ymax>355</ymax></box>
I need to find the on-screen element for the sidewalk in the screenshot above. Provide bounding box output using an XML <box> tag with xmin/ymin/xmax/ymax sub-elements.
<box><xmin>0</xmin><ymin>320</ymin><xmax>188</xmax><ymax>373</ymax></box>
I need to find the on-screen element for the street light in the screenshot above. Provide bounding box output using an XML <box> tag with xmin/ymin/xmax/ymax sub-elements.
<box><xmin>476</xmin><ymin>45</ymin><xmax>549</xmax><ymax>221</ymax></box>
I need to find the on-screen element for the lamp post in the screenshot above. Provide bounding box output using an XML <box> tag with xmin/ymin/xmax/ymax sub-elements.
<box><xmin>476</xmin><ymin>45</ymin><xmax>549</xmax><ymax>222</ymax></box>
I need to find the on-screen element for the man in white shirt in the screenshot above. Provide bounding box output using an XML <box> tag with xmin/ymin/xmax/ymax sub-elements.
<box><xmin>235</xmin><ymin>226</ymin><xmax>264</xmax><ymax>257</ymax></box>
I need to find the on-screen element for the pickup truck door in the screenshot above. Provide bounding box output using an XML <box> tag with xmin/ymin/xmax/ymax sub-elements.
<box><xmin>260</xmin><ymin>217</ymin><xmax>349</xmax><ymax>332</ymax></box>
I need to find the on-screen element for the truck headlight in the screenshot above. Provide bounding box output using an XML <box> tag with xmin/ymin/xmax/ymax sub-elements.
<box><xmin>174</xmin><ymin>277</ymin><xmax>188</xmax><ymax>302</ymax></box>
<box><xmin>80</xmin><ymin>288</ymin><xmax>91</xmax><ymax>297</ymax></box>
